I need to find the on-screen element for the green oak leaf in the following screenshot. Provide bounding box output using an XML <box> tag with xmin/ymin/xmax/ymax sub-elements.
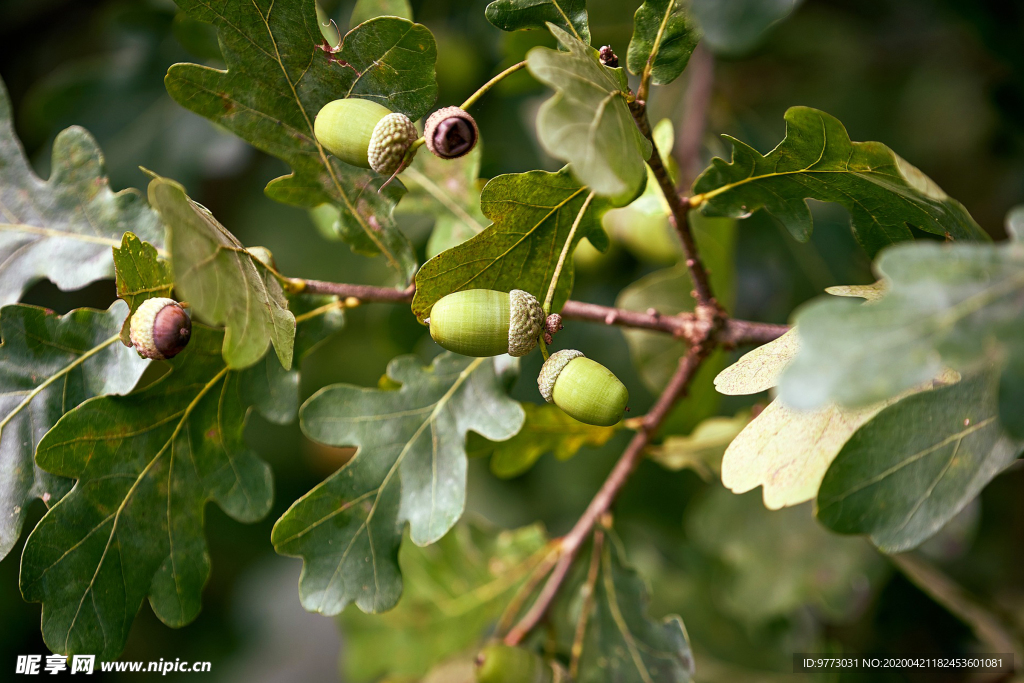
<box><xmin>166</xmin><ymin>0</ymin><xmax>438</xmax><ymax>280</ymax></box>
<box><xmin>398</xmin><ymin>146</ymin><xmax>487</xmax><ymax>258</ymax></box>
<box><xmin>350</xmin><ymin>0</ymin><xmax>413</xmax><ymax>26</ymax></box>
<box><xmin>689</xmin><ymin>488</ymin><xmax>881</xmax><ymax>623</ymax></box>
<box><xmin>0</xmin><ymin>302</ymin><xmax>148</xmax><ymax>562</ymax></box>
<box><xmin>649</xmin><ymin>412</ymin><xmax>749</xmax><ymax>481</ymax></box>
<box><xmin>148</xmin><ymin>175</ymin><xmax>295</xmax><ymax>371</ymax></box>
<box><xmin>412</xmin><ymin>168</ymin><xmax>609</xmax><ymax>321</ymax></box>
<box><xmin>779</xmin><ymin>239</ymin><xmax>1024</xmax><ymax>412</ymax></box>
<box><xmin>817</xmin><ymin>372</ymin><xmax>1024</xmax><ymax>552</ymax></box>
<box><xmin>485</xmin><ymin>0</ymin><xmax>590</xmax><ymax>44</ymax></box>
<box><xmin>616</xmin><ymin>213</ymin><xmax>736</xmax><ymax>393</ymax></box>
<box><xmin>691</xmin><ymin>107</ymin><xmax>988</xmax><ymax>257</ymax></box>
<box><xmin>341</xmin><ymin>520</ymin><xmax>548</xmax><ymax>682</ymax></box>
<box><xmin>627</xmin><ymin>0</ymin><xmax>700</xmax><ymax>86</ymax></box>
<box><xmin>0</xmin><ymin>77</ymin><xmax>163</xmax><ymax>305</ymax></box>
<box><xmin>689</xmin><ymin>0</ymin><xmax>802</xmax><ymax>56</ymax></box>
<box><xmin>22</xmin><ymin>327</ymin><xmax>268</xmax><ymax>659</ymax></box>
<box><xmin>18</xmin><ymin>305</ymin><xmax>340</xmax><ymax>659</ymax></box>
<box><xmin>550</xmin><ymin>527</ymin><xmax>694</xmax><ymax>683</ymax></box>
<box><xmin>112</xmin><ymin>232</ymin><xmax>173</xmax><ymax>346</ymax></box>
<box><xmin>528</xmin><ymin>25</ymin><xmax>652</xmax><ymax>202</ymax></box>
<box><xmin>273</xmin><ymin>353</ymin><xmax>524</xmax><ymax>616</ymax></box>
<box><xmin>471</xmin><ymin>402</ymin><xmax>618</xmax><ymax>478</ymax></box>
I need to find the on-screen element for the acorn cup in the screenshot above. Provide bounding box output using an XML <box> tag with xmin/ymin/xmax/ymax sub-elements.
<box><xmin>424</xmin><ymin>106</ymin><xmax>479</xmax><ymax>160</ymax></box>
<box><xmin>129</xmin><ymin>297</ymin><xmax>192</xmax><ymax>360</ymax></box>
<box><xmin>314</xmin><ymin>99</ymin><xmax>417</xmax><ymax>176</ymax></box>
<box><xmin>475</xmin><ymin>643</ymin><xmax>561</xmax><ymax>683</ymax></box>
<box><xmin>427</xmin><ymin>289</ymin><xmax>545</xmax><ymax>358</ymax></box>
<box><xmin>538</xmin><ymin>349</ymin><xmax>629</xmax><ymax>427</ymax></box>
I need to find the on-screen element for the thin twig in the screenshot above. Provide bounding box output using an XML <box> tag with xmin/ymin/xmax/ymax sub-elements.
<box><xmin>284</xmin><ymin>278</ymin><xmax>786</xmax><ymax>347</ymax></box>
<box><xmin>631</xmin><ymin>104</ymin><xmax>719</xmax><ymax>310</ymax></box>
<box><xmin>674</xmin><ymin>43</ymin><xmax>714</xmax><ymax>190</ymax></box>
<box><xmin>569</xmin><ymin>528</ymin><xmax>604</xmax><ymax>679</ymax></box>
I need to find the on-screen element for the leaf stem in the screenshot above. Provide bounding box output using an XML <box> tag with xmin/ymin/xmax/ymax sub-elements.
<box><xmin>460</xmin><ymin>60</ymin><xmax>529</xmax><ymax>111</ymax></box>
<box><xmin>543</xmin><ymin>192</ymin><xmax>595</xmax><ymax>314</ymax></box>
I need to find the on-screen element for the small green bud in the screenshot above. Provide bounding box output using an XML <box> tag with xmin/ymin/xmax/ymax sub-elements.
<box><xmin>428</xmin><ymin>289</ymin><xmax>544</xmax><ymax>357</ymax></box>
<box><xmin>129</xmin><ymin>297</ymin><xmax>192</xmax><ymax>360</ymax></box>
<box><xmin>314</xmin><ymin>99</ymin><xmax>416</xmax><ymax>175</ymax></box>
<box><xmin>538</xmin><ymin>350</ymin><xmax>628</xmax><ymax>426</ymax></box>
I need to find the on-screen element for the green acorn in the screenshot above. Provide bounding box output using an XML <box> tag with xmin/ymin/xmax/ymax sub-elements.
<box><xmin>424</xmin><ymin>106</ymin><xmax>479</xmax><ymax>160</ymax></box>
<box><xmin>475</xmin><ymin>643</ymin><xmax>558</xmax><ymax>683</ymax></box>
<box><xmin>538</xmin><ymin>350</ymin><xmax>628</xmax><ymax>427</ymax></box>
<box><xmin>314</xmin><ymin>99</ymin><xmax>417</xmax><ymax>176</ymax></box>
<box><xmin>129</xmin><ymin>297</ymin><xmax>192</xmax><ymax>360</ymax></box>
<box><xmin>427</xmin><ymin>289</ymin><xmax>544</xmax><ymax>357</ymax></box>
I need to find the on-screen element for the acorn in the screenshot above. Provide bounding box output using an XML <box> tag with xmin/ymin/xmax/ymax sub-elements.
<box><xmin>424</xmin><ymin>106</ymin><xmax>479</xmax><ymax>160</ymax></box>
<box><xmin>427</xmin><ymin>289</ymin><xmax>544</xmax><ymax>357</ymax></box>
<box><xmin>314</xmin><ymin>99</ymin><xmax>417</xmax><ymax>176</ymax></box>
<box><xmin>475</xmin><ymin>643</ymin><xmax>557</xmax><ymax>683</ymax></box>
<box><xmin>129</xmin><ymin>297</ymin><xmax>192</xmax><ymax>360</ymax></box>
<box><xmin>538</xmin><ymin>350</ymin><xmax>628</xmax><ymax>427</ymax></box>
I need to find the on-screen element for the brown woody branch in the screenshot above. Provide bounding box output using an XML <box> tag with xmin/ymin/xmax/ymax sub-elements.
<box><xmin>286</xmin><ymin>278</ymin><xmax>786</xmax><ymax>348</ymax></box>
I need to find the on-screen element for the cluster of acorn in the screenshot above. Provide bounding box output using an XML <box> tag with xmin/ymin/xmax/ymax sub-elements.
<box><xmin>426</xmin><ymin>289</ymin><xmax>629</xmax><ymax>427</ymax></box>
<box><xmin>312</xmin><ymin>96</ymin><xmax>628</xmax><ymax>428</ymax></box>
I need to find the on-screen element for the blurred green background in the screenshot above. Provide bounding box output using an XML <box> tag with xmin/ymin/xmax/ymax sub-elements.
<box><xmin>1</xmin><ymin>0</ymin><xmax>1023</xmax><ymax>680</ymax></box>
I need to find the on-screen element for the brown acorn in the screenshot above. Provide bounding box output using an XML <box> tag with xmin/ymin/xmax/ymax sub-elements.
<box><xmin>424</xmin><ymin>106</ymin><xmax>479</xmax><ymax>160</ymax></box>
<box><xmin>129</xmin><ymin>297</ymin><xmax>192</xmax><ymax>360</ymax></box>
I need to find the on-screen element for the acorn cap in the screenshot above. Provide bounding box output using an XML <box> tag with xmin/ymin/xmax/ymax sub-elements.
<box><xmin>538</xmin><ymin>349</ymin><xmax>584</xmax><ymax>403</ymax></box>
<box><xmin>368</xmin><ymin>112</ymin><xmax>417</xmax><ymax>176</ymax></box>
<box><xmin>508</xmin><ymin>289</ymin><xmax>545</xmax><ymax>357</ymax></box>
<box><xmin>129</xmin><ymin>297</ymin><xmax>192</xmax><ymax>360</ymax></box>
<box><xmin>424</xmin><ymin>106</ymin><xmax>479</xmax><ymax>160</ymax></box>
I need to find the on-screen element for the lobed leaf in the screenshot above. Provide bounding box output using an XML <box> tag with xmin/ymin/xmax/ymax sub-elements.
<box><xmin>0</xmin><ymin>77</ymin><xmax>163</xmax><ymax>305</ymax></box>
<box><xmin>550</xmin><ymin>527</ymin><xmax>694</xmax><ymax>683</ymax></box>
<box><xmin>779</xmin><ymin>239</ymin><xmax>1024</xmax><ymax>412</ymax></box>
<box><xmin>412</xmin><ymin>168</ymin><xmax>609</xmax><ymax>321</ymax></box>
<box><xmin>471</xmin><ymin>402</ymin><xmax>618</xmax><ymax>478</ymax></box>
<box><xmin>19</xmin><ymin>305</ymin><xmax>340</xmax><ymax>659</ymax></box>
<box><xmin>713</xmin><ymin>328</ymin><xmax>797</xmax><ymax>396</ymax></box>
<box><xmin>691</xmin><ymin>107</ymin><xmax>988</xmax><ymax>257</ymax></box>
<box><xmin>112</xmin><ymin>232</ymin><xmax>173</xmax><ymax>345</ymax></box>
<box><xmin>272</xmin><ymin>353</ymin><xmax>524</xmax><ymax>616</ymax></box>
<box><xmin>528</xmin><ymin>25</ymin><xmax>652</xmax><ymax>201</ymax></box>
<box><xmin>817</xmin><ymin>372</ymin><xmax>1024</xmax><ymax>552</ymax></box>
<box><xmin>0</xmin><ymin>302</ymin><xmax>148</xmax><ymax>561</ymax></box>
<box><xmin>166</xmin><ymin>0</ymin><xmax>438</xmax><ymax>280</ymax></box>
<box><xmin>148</xmin><ymin>175</ymin><xmax>295</xmax><ymax>371</ymax></box>
<box><xmin>341</xmin><ymin>520</ymin><xmax>548</xmax><ymax>682</ymax></box>
<box><xmin>485</xmin><ymin>0</ymin><xmax>591</xmax><ymax>44</ymax></box>
<box><xmin>628</xmin><ymin>0</ymin><xmax>700</xmax><ymax>86</ymax></box>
